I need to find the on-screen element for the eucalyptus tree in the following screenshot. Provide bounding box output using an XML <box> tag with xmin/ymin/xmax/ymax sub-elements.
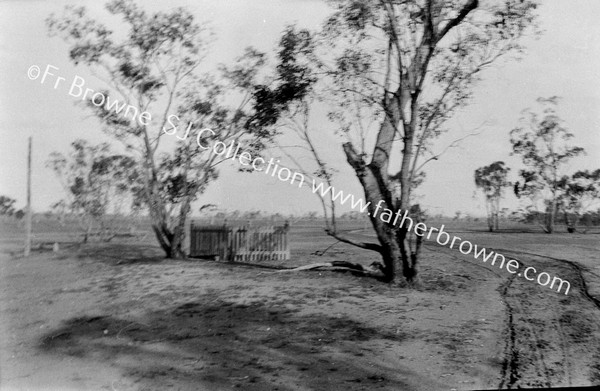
<box><xmin>511</xmin><ymin>97</ymin><xmax>585</xmax><ymax>233</ymax></box>
<box><xmin>474</xmin><ymin>161</ymin><xmax>511</xmax><ymax>231</ymax></box>
<box><xmin>47</xmin><ymin>139</ymin><xmax>138</xmax><ymax>242</ymax></box>
<box><xmin>47</xmin><ymin>1</ymin><xmax>296</xmax><ymax>257</ymax></box>
<box><xmin>556</xmin><ymin>169</ymin><xmax>600</xmax><ymax>232</ymax></box>
<box><xmin>264</xmin><ymin>0</ymin><xmax>539</xmax><ymax>283</ymax></box>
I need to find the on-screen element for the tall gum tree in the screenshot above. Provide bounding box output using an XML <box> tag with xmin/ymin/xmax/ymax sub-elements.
<box><xmin>511</xmin><ymin>97</ymin><xmax>585</xmax><ymax>234</ymax></box>
<box><xmin>265</xmin><ymin>0</ymin><xmax>539</xmax><ymax>283</ymax></box>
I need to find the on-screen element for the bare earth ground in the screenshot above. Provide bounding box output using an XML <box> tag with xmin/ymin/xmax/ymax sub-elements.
<box><xmin>1</xmin><ymin>219</ymin><xmax>599</xmax><ymax>390</ymax></box>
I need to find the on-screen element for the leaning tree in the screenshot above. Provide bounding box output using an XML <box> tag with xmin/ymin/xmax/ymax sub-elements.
<box><xmin>47</xmin><ymin>1</ymin><xmax>298</xmax><ymax>257</ymax></box>
<box><xmin>262</xmin><ymin>0</ymin><xmax>539</xmax><ymax>283</ymax></box>
<box><xmin>474</xmin><ymin>161</ymin><xmax>511</xmax><ymax>231</ymax></box>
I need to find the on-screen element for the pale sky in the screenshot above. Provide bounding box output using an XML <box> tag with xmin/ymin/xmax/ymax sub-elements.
<box><xmin>1</xmin><ymin>0</ymin><xmax>599</xmax><ymax>217</ymax></box>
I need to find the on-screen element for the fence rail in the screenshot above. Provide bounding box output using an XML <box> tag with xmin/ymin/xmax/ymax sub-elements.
<box><xmin>188</xmin><ymin>222</ymin><xmax>290</xmax><ymax>262</ymax></box>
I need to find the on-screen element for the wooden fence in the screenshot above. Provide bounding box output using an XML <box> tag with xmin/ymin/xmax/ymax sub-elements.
<box><xmin>188</xmin><ymin>222</ymin><xmax>290</xmax><ymax>262</ymax></box>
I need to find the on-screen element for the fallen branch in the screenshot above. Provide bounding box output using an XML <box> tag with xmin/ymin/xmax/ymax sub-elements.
<box><xmin>274</xmin><ymin>261</ymin><xmax>384</xmax><ymax>276</ymax></box>
<box><xmin>277</xmin><ymin>263</ymin><xmax>332</xmax><ymax>272</ymax></box>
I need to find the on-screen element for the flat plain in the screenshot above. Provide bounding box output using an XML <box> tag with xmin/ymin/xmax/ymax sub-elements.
<box><xmin>1</xmin><ymin>217</ymin><xmax>599</xmax><ymax>390</ymax></box>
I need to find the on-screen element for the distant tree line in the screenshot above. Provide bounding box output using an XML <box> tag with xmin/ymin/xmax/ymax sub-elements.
<box><xmin>475</xmin><ymin>97</ymin><xmax>599</xmax><ymax>233</ymax></box>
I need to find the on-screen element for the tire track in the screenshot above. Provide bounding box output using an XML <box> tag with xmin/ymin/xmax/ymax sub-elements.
<box><xmin>493</xmin><ymin>249</ymin><xmax>600</xmax><ymax>388</ymax></box>
<box><xmin>427</xmin><ymin>245</ymin><xmax>553</xmax><ymax>387</ymax></box>
<box><xmin>497</xmin><ymin>270</ymin><xmax>520</xmax><ymax>389</ymax></box>
<box><xmin>497</xmin><ymin>257</ymin><xmax>556</xmax><ymax>389</ymax></box>
<box><xmin>490</xmin><ymin>248</ymin><xmax>600</xmax><ymax>310</ymax></box>
<box><xmin>359</xmin><ymin>229</ymin><xmax>600</xmax><ymax>386</ymax></box>
<box><xmin>556</xmin><ymin>314</ymin><xmax>572</xmax><ymax>386</ymax></box>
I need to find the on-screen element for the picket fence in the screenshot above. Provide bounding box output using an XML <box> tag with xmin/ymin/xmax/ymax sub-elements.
<box><xmin>188</xmin><ymin>222</ymin><xmax>290</xmax><ymax>262</ymax></box>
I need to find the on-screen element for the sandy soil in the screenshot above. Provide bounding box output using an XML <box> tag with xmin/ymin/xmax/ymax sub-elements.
<box><xmin>1</xmin><ymin>222</ymin><xmax>599</xmax><ymax>390</ymax></box>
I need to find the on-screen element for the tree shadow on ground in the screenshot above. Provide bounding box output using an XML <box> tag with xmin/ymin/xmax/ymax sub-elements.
<box><xmin>74</xmin><ymin>242</ymin><xmax>166</xmax><ymax>265</ymax></box>
<box><xmin>38</xmin><ymin>297</ymin><xmax>428</xmax><ymax>391</ymax></box>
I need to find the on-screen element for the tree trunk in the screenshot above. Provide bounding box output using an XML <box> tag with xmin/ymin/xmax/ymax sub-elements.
<box><xmin>397</xmin><ymin>225</ymin><xmax>419</xmax><ymax>283</ymax></box>
<box><xmin>396</xmin><ymin>99</ymin><xmax>421</xmax><ymax>284</ymax></box>
<box><xmin>564</xmin><ymin>210</ymin><xmax>576</xmax><ymax>233</ymax></box>
<box><xmin>146</xmin><ymin>178</ymin><xmax>197</xmax><ymax>260</ymax></box>
<box><xmin>342</xmin><ymin>142</ymin><xmax>418</xmax><ymax>284</ymax></box>
<box><xmin>145</xmin><ymin>188</ymin><xmax>179</xmax><ymax>259</ymax></box>
<box><xmin>170</xmin><ymin>196</ymin><xmax>193</xmax><ymax>259</ymax></box>
<box><xmin>150</xmin><ymin>221</ymin><xmax>173</xmax><ymax>257</ymax></box>
<box><xmin>494</xmin><ymin>197</ymin><xmax>500</xmax><ymax>231</ymax></box>
<box><xmin>545</xmin><ymin>201</ymin><xmax>556</xmax><ymax>234</ymax></box>
<box><xmin>147</xmin><ymin>211</ymin><xmax>189</xmax><ymax>260</ymax></box>
<box><xmin>485</xmin><ymin>198</ymin><xmax>493</xmax><ymax>232</ymax></box>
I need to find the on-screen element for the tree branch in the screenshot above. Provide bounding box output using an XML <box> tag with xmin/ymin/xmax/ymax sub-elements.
<box><xmin>324</xmin><ymin>229</ymin><xmax>383</xmax><ymax>253</ymax></box>
<box><xmin>436</xmin><ymin>0</ymin><xmax>479</xmax><ymax>43</ymax></box>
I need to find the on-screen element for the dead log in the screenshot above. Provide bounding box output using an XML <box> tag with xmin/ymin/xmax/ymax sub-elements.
<box><xmin>274</xmin><ymin>261</ymin><xmax>384</xmax><ymax>276</ymax></box>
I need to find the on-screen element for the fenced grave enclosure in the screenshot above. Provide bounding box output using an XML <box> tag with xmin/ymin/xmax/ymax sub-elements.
<box><xmin>188</xmin><ymin>221</ymin><xmax>290</xmax><ymax>262</ymax></box>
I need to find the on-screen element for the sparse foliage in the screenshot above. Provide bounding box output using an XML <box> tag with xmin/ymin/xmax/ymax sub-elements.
<box><xmin>47</xmin><ymin>1</ymin><xmax>297</xmax><ymax>257</ymax></box>
<box><xmin>557</xmin><ymin>169</ymin><xmax>600</xmax><ymax>232</ymax></box>
<box><xmin>265</xmin><ymin>0</ymin><xmax>539</xmax><ymax>283</ymax></box>
<box><xmin>511</xmin><ymin>97</ymin><xmax>585</xmax><ymax>233</ymax></box>
<box><xmin>474</xmin><ymin>161</ymin><xmax>511</xmax><ymax>231</ymax></box>
<box><xmin>47</xmin><ymin>139</ymin><xmax>139</xmax><ymax>242</ymax></box>
<box><xmin>0</xmin><ymin>196</ymin><xmax>17</xmax><ymax>217</ymax></box>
